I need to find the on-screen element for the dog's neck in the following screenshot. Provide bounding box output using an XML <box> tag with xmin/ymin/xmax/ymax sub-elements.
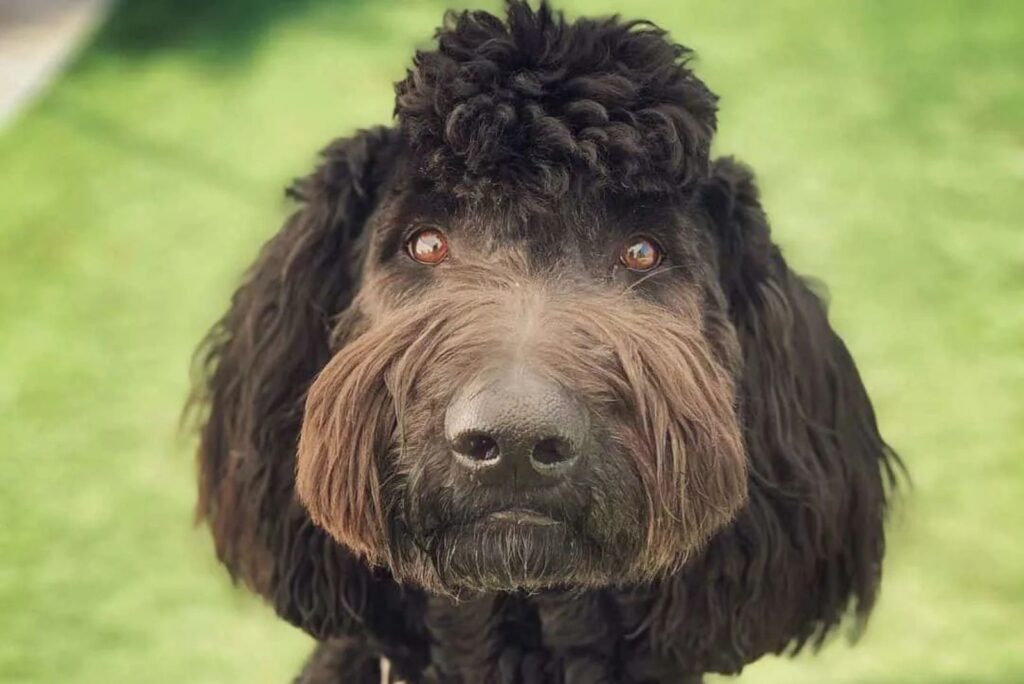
<box><xmin>368</xmin><ymin>588</ymin><xmax>704</xmax><ymax>683</ymax></box>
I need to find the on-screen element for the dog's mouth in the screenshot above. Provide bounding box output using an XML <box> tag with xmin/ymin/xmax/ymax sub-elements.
<box><xmin>427</xmin><ymin>505</ymin><xmax>568</xmax><ymax>535</ymax></box>
<box><xmin>402</xmin><ymin>500</ymin><xmax>625</xmax><ymax>592</ymax></box>
<box><xmin>396</xmin><ymin>479</ymin><xmax>650</xmax><ymax>592</ymax></box>
<box><xmin>422</xmin><ymin>495</ymin><xmax>577</xmax><ymax>535</ymax></box>
<box><xmin>484</xmin><ymin>508</ymin><xmax>562</xmax><ymax>527</ymax></box>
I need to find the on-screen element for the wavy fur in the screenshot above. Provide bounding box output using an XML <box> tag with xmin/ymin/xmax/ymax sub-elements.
<box><xmin>192</xmin><ymin>3</ymin><xmax>899</xmax><ymax>682</ymax></box>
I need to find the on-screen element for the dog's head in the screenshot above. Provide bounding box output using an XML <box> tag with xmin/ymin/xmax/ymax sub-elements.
<box><xmin>293</xmin><ymin>3</ymin><xmax>745</xmax><ymax>593</ymax></box>
<box><xmin>195</xmin><ymin>0</ymin><xmax>896</xmax><ymax>663</ymax></box>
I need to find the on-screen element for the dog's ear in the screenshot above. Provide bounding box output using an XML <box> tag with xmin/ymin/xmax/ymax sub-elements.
<box><xmin>191</xmin><ymin>127</ymin><xmax>401</xmax><ymax>638</ymax></box>
<box><xmin>661</xmin><ymin>157</ymin><xmax>901</xmax><ymax>670</ymax></box>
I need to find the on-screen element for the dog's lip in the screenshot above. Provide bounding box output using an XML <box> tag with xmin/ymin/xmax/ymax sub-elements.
<box><xmin>486</xmin><ymin>508</ymin><xmax>561</xmax><ymax>526</ymax></box>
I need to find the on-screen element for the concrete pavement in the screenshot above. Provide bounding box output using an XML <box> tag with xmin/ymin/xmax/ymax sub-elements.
<box><xmin>0</xmin><ymin>0</ymin><xmax>111</xmax><ymax>128</ymax></box>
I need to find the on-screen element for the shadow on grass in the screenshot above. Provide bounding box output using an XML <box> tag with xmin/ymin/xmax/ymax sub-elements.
<box><xmin>43</xmin><ymin>95</ymin><xmax>265</xmax><ymax>202</ymax></box>
<box><xmin>91</xmin><ymin>0</ymin><xmax>374</xmax><ymax>64</ymax></box>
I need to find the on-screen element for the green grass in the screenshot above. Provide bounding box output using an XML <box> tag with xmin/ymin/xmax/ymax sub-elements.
<box><xmin>1</xmin><ymin>1</ymin><xmax>1021</xmax><ymax>682</ymax></box>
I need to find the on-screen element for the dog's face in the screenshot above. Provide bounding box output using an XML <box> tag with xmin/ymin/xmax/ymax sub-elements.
<box><xmin>296</xmin><ymin>190</ymin><xmax>748</xmax><ymax>594</ymax></box>
<box><xmin>291</xmin><ymin>4</ymin><xmax>751</xmax><ymax>595</ymax></box>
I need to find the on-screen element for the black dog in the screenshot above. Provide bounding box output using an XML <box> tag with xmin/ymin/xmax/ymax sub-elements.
<box><xmin>193</xmin><ymin>2</ymin><xmax>899</xmax><ymax>681</ymax></box>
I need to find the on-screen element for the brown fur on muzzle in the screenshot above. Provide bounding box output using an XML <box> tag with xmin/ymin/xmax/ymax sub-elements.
<box><xmin>296</xmin><ymin>263</ymin><xmax>747</xmax><ymax>580</ymax></box>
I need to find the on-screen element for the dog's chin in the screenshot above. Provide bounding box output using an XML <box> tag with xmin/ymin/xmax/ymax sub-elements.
<box><xmin>398</xmin><ymin>513</ymin><xmax>634</xmax><ymax>594</ymax></box>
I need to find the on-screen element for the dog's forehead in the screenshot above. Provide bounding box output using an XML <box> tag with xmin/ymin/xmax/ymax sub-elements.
<box><xmin>376</xmin><ymin>185</ymin><xmax>691</xmax><ymax>271</ymax></box>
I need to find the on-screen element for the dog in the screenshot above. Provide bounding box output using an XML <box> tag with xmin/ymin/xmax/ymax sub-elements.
<box><xmin>192</xmin><ymin>2</ymin><xmax>900</xmax><ymax>682</ymax></box>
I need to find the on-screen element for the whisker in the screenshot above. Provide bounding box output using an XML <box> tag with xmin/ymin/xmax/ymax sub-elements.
<box><xmin>622</xmin><ymin>265</ymin><xmax>688</xmax><ymax>294</ymax></box>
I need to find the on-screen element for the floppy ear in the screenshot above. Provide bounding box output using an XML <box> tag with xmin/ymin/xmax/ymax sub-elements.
<box><xmin>191</xmin><ymin>126</ymin><xmax>401</xmax><ymax>638</ymax></box>
<box><xmin>650</xmin><ymin>158</ymin><xmax>901</xmax><ymax>673</ymax></box>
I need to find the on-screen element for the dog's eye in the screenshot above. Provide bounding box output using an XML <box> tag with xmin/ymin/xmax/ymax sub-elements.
<box><xmin>406</xmin><ymin>228</ymin><xmax>449</xmax><ymax>265</ymax></box>
<box><xmin>620</xmin><ymin>237</ymin><xmax>662</xmax><ymax>272</ymax></box>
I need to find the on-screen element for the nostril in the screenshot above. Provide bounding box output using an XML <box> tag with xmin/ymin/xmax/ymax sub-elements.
<box><xmin>531</xmin><ymin>437</ymin><xmax>574</xmax><ymax>466</ymax></box>
<box><xmin>451</xmin><ymin>432</ymin><xmax>500</xmax><ymax>462</ymax></box>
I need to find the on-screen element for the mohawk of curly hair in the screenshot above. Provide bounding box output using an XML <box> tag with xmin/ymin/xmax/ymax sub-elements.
<box><xmin>395</xmin><ymin>1</ymin><xmax>718</xmax><ymax>204</ymax></box>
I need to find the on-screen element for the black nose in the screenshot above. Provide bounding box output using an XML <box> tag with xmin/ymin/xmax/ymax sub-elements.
<box><xmin>444</xmin><ymin>367</ymin><xmax>587</xmax><ymax>487</ymax></box>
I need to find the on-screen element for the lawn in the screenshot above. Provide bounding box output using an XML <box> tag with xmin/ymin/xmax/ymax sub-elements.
<box><xmin>1</xmin><ymin>1</ymin><xmax>1021</xmax><ymax>682</ymax></box>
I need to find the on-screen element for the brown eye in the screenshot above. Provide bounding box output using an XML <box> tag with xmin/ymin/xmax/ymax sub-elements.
<box><xmin>620</xmin><ymin>237</ymin><xmax>662</xmax><ymax>272</ymax></box>
<box><xmin>406</xmin><ymin>228</ymin><xmax>449</xmax><ymax>265</ymax></box>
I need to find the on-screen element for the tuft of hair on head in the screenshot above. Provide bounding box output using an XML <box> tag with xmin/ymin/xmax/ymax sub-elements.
<box><xmin>394</xmin><ymin>0</ymin><xmax>718</xmax><ymax>206</ymax></box>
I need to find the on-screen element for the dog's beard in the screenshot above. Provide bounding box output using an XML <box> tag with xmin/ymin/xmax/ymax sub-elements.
<box><xmin>384</xmin><ymin>483</ymin><xmax>647</xmax><ymax>594</ymax></box>
<box><xmin>425</xmin><ymin>519</ymin><xmax>604</xmax><ymax>592</ymax></box>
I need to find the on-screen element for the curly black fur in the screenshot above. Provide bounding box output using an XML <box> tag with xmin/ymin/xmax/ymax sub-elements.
<box><xmin>192</xmin><ymin>3</ymin><xmax>900</xmax><ymax>682</ymax></box>
<box><xmin>395</xmin><ymin>1</ymin><xmax>717</xmax><ymax>206</ymax></box>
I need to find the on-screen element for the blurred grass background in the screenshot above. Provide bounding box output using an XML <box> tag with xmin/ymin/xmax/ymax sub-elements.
<box><xmin>0</xmin><ymin>0</ymin><xmax>1021</xmax><ymax>682</ymax></box>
